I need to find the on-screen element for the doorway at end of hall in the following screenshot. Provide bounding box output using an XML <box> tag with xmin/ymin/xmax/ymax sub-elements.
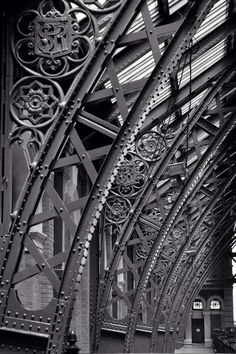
<box><xmin>192</xmin><ymin>318</ymin><xmax>205</xmax><ymax>343</ymax></box>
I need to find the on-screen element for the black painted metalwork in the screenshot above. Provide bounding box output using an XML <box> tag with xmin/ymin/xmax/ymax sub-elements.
<box><xmin>0</xmin><ymin>0</ymin><xmax>236</xmax><ymax>353</ymax></box>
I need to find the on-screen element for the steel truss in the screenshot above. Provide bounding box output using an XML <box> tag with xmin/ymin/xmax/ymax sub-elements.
<box><xmin>0</xmin><ymin>0</ymin><xmax>236</xmax><ymax>353</ymax></box>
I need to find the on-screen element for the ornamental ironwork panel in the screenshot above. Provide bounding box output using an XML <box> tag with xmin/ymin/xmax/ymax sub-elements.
<box><xmin>0</xmin><ymin>0</ymin><xmax>236</xmax><ymax>353</ymax></box>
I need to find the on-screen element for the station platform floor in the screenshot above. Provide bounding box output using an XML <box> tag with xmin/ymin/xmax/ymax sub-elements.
<box><xmin>175</xmin><ymin>344</ymin><xmax>214</xmax><ymax>353</ymax></box>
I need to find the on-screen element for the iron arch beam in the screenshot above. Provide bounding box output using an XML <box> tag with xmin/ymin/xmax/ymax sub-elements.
<box><xmin>0</xmin><ymin>1</ymin><xmax>233</xmax><ymax>352</ymax></box>
<box><xmin>167</xmin><ymin>206</ymin><xmax>236</xmax><ymax>332</ymax></box>
<box><xmin>175</xmin><ymin>238</ymin><xmax>235</xmax><ymax>351</ymax></box>
<box><xmin>167</xmin><ymin>204</ymin><xmax>236</xmax><ymax>325</ymax></box>
<box><xmin>175</xmin><ymin>207</ymin><xmax>236</xmax><ymax>321</ymax></box>
<box><xmin>176</xmin><ymin>236</ymin><xmax>235</xmax><ymax>349</ymax></box>
<box><xmin>174</xmin><ymin>231</ymin><xmax>236</xmax><ymax>351</ymax></box>
<box><xmin>123</xmin><ymin>93</ymin><xmax>236</xmax><ymax>352</ymax></box>
<box><xmin>150</xmin><ymin>154</ymin><xmax>236</xmax><ymax>351</ymax></box>
<box><xmin>0</xmin><ymin>0</ymin><xmax>148</xmax><ymax>351</ymax></box>
<box><xmin>152</xmin><ymin>194</ymin><xmax>236</xmax><ymax>352</ymax></box>
<box><xmin>93</xmin><ymin>58</ymin><xmax>236</xmax><ymax>349</ymax></box>
<box><xmin>35</xmin><ymin>1</ymin><xmax>222</xmax><ymax>351</ymax></box>
<box><xmin>1</xmin><ymin>0</ymin><xmax>144</xmax><ymax>283</ymax></box>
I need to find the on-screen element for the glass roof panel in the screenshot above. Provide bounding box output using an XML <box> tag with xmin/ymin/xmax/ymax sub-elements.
<box><xmin>193</xmin><ymin>0</ymin><xmax>228</xmax><ymax>43</ymax></box>
<box><xmin>104</xmin><ymin>0</ymin><xmax>230</xmax><ymax>131</ymax></box>
<box><xmin>128</xmin><ymin>0</ymin><xmax>160</xmax><ymax>34</ymax></box>
<box><xmin>181</xmin><ymin>89</ymin><xmax>208</xmax><ymax>116</ymax></box>
<box><xmin>178</xmin><ymin>39</ymin><xmax>227</xmax><ymax>89</ymax></box>
<box><xmin>169</xmin><ymin>0</ymin><xmax>188</xmax><ymax>15</ymax></box>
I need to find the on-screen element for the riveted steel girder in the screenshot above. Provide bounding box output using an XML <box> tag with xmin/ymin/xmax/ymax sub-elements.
<box><xmin>150</xmin><ymin>167</ymin><xmax>236</xmax><ymax>351</ymax></box>
<box><xmin>1</xmin><ymin>0</ymin><xmax>236</xmax><ymax>353</ymax></box>
<box><xmin>0</xmin><ymin>1</ymin><xmax>153</xmax><ymax>352</ymax></box>
<box><xmin>123</xmin><ymin>71</ymin><xmax>236</xmax><ymax>351</ymax></box>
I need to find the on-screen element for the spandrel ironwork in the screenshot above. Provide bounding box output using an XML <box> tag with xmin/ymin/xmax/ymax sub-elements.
<box><xmin>14</xmin><ymin>0</ymin><xmax>97</xmax><ymax>78</ymax></box>
<box><xmin>1</xmin><ymin>0</ymin><xmax>236</xmax><ymax>353</ymax></box>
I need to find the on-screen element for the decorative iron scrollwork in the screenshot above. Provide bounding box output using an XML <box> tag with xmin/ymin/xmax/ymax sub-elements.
<box><xmin>143</xmin><ymin>208</ymin><xmax>163</xmax><ymax>224</ymax></box>
<box><xmin>135</xmin><ymin>131</ymin><xmax>166</xmax><ymax>162</ymax></box>
<box><xmin>170</xmin><ymin>227</ymin><xmax>185</xmax><ymax>242</ymax></box>
<box><xmin>13</xmin><ymin>0</ymin><xmax>97</xmax><ymax>78</ymax></box>
<box><xmin>153</xmin><ymin>257</ymin><xmax>172</xmax><ymax>285</ymax></box>
<box><xmin>114</xmin><ymin>153</ymin><xmax>148</xmax><ymax>197</ymax></box>
<box><xmin>136</xmin><ymin>239</ymin><xmax>153</xmax><ymax>260</ymax></box>
<box><xmin>105</xmin><ymin>196</ymin><xmax>131</xmax><ymax>224</ymax></box>
<box><xmin>10</xmin><ymin>77</ymin><xmax>63</xmax><ymax>129</ymax></box>
<box><xmin>163</xmin><ymin>183</ymin><xmax>181</xmax><ymax>211</ymax></box>
<box><xmin>9</xmin><ymin>126</ymin><xmax>44</xmax><ymax>151</ymax></box>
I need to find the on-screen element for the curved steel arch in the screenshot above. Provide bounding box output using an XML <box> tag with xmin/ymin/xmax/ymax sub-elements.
<box><xmin>150</xmin><ymin>167</ymin><xmax>236</xmax><ymax>352</ymax></box>
<box><xmin>1</xmin><ymin>1</ymin><xmax>152</xmax><ymax>352</ymax></box>
<box><xmin>91</xmin><ymin>3</ymin><xmax>231</xmax><ymax>349</ymax></box>
<box><xmin>174</xmin><ymin>230</ymin><xmax>236</xmax><ymax>350</ymax></box>
<box><xmin>169</xmin><ymin>203</ymin><xmax>236</xmax><ymax>328</ymax></box>
<box><xmin>123</xmin><ymin>88</ymin><xmax>236</xmax><ymax>352</ymax></box>
<box><xmin>173</xmin><ymin>238</ymin><xmax>235</xmax><ymax>350</ymax></box>
<box><xmin>174</xmin><ymin>227</ymin><xmax>236</xmax><ymax>351</ymax></box>
<box><xmin>1</xmin><ymin>1</ymin><xmax>236</xmax><ymax>353</ymax></box>
<box><xmin>149</xmin><ymin>143</ymin><xmax>236</xmax><ymax>349</ymax></box>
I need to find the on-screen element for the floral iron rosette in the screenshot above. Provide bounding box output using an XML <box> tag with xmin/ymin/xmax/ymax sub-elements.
<box><xmin>9</xmin><ymin>76</ymin><xmax>64</xmax><ymax>150</ymax></box>
<box><xmin>10</xmin><ymin>76</ymin><xmax>63</xmax><ymax>129</ymax></box>
<box><xmin>135</xmin><ymin>130</ymin><xmax>166</xmax><ymax>162</ymax></box>
<box><xmin>13</xmin><ymin>0</ymin><xmax>98</xmax><ymax>79</ymax></box>
<box><xmin>114</xmin><ymin>152</ymin><xmax>149</xmax><ymax>198</ymax></box>
<box><xmin>105</xmin><ymin>195</ymin><xmax>131</xmax><ymax>224</ymax></box>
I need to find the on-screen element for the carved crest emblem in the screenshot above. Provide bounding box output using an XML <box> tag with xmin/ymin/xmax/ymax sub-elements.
<box><xmin>34</xmin><ymin>8</ymin><xmax>72</xmax><ymax>58</ymax></box>
<box><xmin>13</xmin><ymin>0</ymin><xmax>94</xmax><ymax>78</ymax></box>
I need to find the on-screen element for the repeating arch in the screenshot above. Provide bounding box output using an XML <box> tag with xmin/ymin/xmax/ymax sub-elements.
<box><xmin>1</xmin><ymin>0</ymin><xmax>236</xmax><ymax>353</ymax></box>
<box><xmin>175</xmin><ymin>229</ymin><xmax>236</xmax><ymax>349</ymax></box>
<box><xmin>123</xmin><ymin>69</ymin><xmax>236</xmax><ymax>352</ymax></box>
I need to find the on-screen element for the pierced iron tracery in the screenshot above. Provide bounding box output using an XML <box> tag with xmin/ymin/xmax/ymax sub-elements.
<box><xmin>105</xmin><ymin>196</ymin><xmax>131</xmax><ymax>224</ymax></box>
<box><xmin>14</xmin><ymin>0</ymin><xmax>96</xmax><ymax>78</ymax></box>
<box><xmin>114</xmin><ymin>153</ymin><xmax>149</xmax><ymax>197</ymax></box>
<box><xmin>136</xmin><ymin>130</ymin><xmax>166</xmax><ymax>161</ymax></box>
<box><xmin>1</xmin><ymin>0</ymin><xmax>236</xmax><ymax>352</ymax></box>
<box><xmin>10</xmin><ymin>77</ymin><xmax>63</xmax><ymax>128</ymax></box>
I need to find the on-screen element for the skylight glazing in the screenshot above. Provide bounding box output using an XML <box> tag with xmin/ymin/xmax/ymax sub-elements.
<box><xmin>128</xmin><ymin>0</ymin><xmax>160</xmax><ymax>34</ymax></box>
<box><xmin>168</xmin><ymin>0</ymin><xmax>188</xmax><ymax>15</ymax></box>
<box><xmin>104</xmin><ymin>0</ymin><xmax>229</xmax><ymax>132</ymax></box>
<box><xmin>193</xmin><ymin>0</ymin><xmax>228</xmax><ymax>43</ymax></box>
<box><xmin>177</xmin><ymin>39</ymin><xmax>227</xmax><ymax>89</ymax></box>
<box><xmin>181</xmin><ymin>90</ymin><xmax>208</xmax><ymax>116</ymax></box>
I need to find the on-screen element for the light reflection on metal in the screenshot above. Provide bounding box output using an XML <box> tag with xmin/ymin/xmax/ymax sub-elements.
<box><xmin>0</xmin><ymin>0</ymin><xmax>235</xmax><ymax>352</ymax></box>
